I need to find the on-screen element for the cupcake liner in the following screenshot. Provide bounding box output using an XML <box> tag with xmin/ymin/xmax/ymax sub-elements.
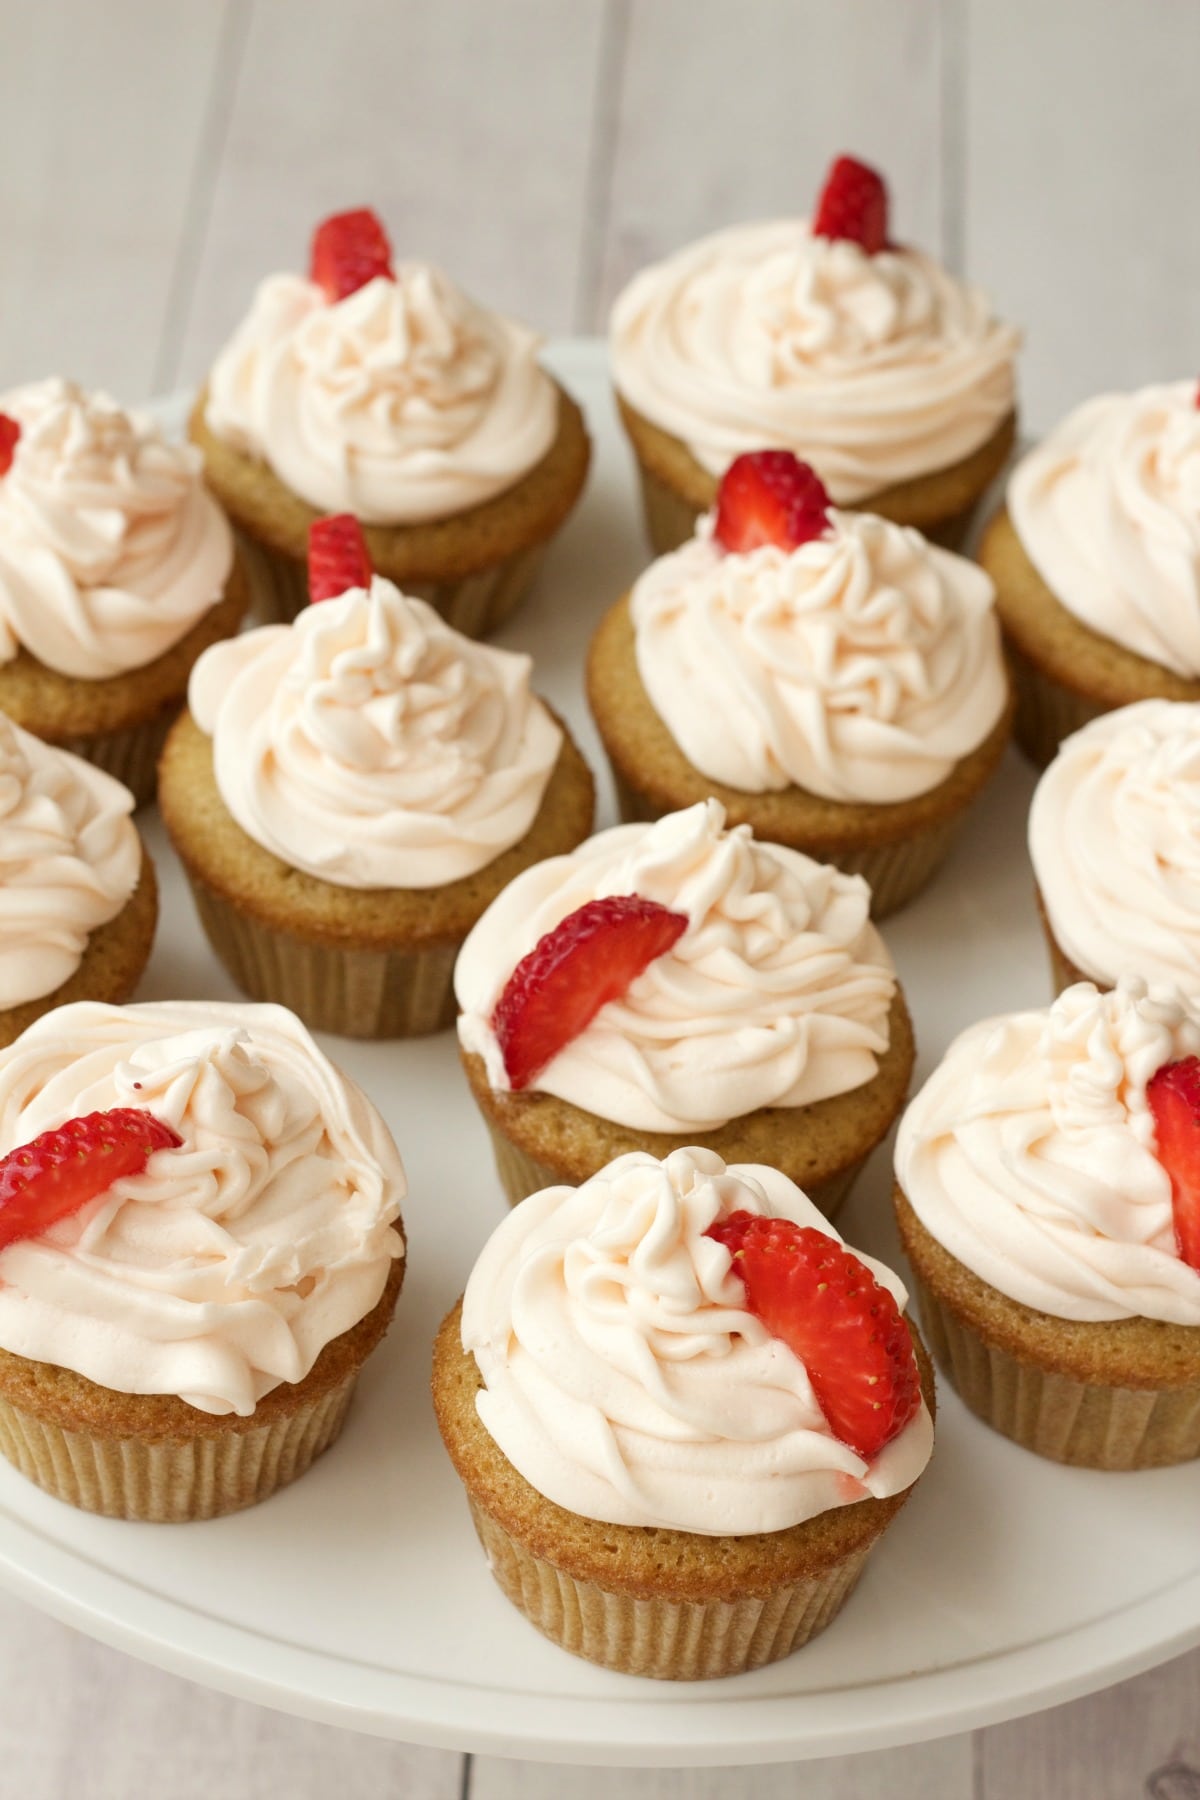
<box><xmin>466</xmin><ymin>1495</ymin><xmax>869</xmax><ymax>1680</ymax></box>
<box><xmin>187</xmin><ymin>876</ymin><xmax>459</xmax><ymax>1039</ymax></box>
<box><xmin>56</xmin><ymin>705</ymin><xmax>178</xmax><ymax>810</ymax></box>
<box><xmin>1005</xmin><ymin>638</ymin><xmax>1110</xmax><ymax>769</ymax></box>
<box><xmin>0</xmin><ymin>1371</ymin><xmax>358</xmax><ymax>1521</ymax></box>
<box><xmin>910</xmin><ymin>1272</ymin><xmax>1200</xmax><ymax>1469</ymax></box>
<box><xmin>232</xmin><ymin>525</ymin><xmax>546</xmax><ymax>639</ymax></box>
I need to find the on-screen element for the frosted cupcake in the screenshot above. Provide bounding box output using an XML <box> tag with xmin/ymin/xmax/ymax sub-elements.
<box><xmin>192</xmin><ymin>207</ymin><xmax>590</xmax><ymax>635</ymax></box>
<box><xmin>0</xmin><ymin>999</ymin><xmax>406</xmax><ymax>1520</ymax></box>
<box><xmin>610</xmin><ymin>155</ymin><xmax>1019</xmax><ymax>555</ymax></box>
<box><xmin>433</xmin><ymin>1146</ymin><xmax>933</xmax><ymax>1678</ymax></box>
<box><xmin>455</xmin><ymin>799</ymin><xmax>914</xmax><ymax>1212</ymax></box>
<box><xmin>0</xmin><ymin>378</ymin><xmax>244</xmax><ymax>803</ymax></box>
<box><xmin>981</xmin><ymin>380</ymin><xmax>1200</xmax><ymax>766</ymax></box>
<box><xmin>894</xmin><ymin>979</ymin><xmax>1200</xmax><ymax>1468</ymax></box>
<box><xmin>588</xmin><ymin>452</ymin><xmax>1012</xmax><ymax>915</ymax></box>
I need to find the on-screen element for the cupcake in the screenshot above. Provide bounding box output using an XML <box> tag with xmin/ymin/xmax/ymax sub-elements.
<box><xmin>980</xmin><ymin>379</ymin><xmax>1200</xmax><ymax>767</ymax></box>
<box><xmin>0</xmin><ymin>379</ymin><xmax>245</xmax><ymax>804</ymax></box>
<box><xmin>455</xmin><ymin>798</ymin><xmax>914</xmax><ymax>1212</ymax></box>
<box><xmin>0</xmin><ymin>712</ymin><xmax>156</xmax><ymax>1045</ymax></box>
<box><xmin>1030</xmin><ymin>700</ymin><xmax>1200</xmax><ymax>996</ymax></box>
<box><xmin>433</xmin><ymin>1145</ymin><xmax>934</xmax><ymax>1678</ymax></box>
<box><xmin>588</xmin><ymin>451</ymin><xmax>1013</xmax><ymax>916</ymax></box>
<box><xmin>158</xmin><ymin>518</ymin><xmax>594</xmax><ymax>1038</ymax></box>
<box><xmin>894</xmin><ymin>979</ymin><xmax>1200</xmax><ymax>1468</ymax></box>
<box><xmin>191</xmin><ymin>207</ymin><xmax>590</xmax><ymax>636</ymax></box>
<box><xmin>610</xmin><ymin>155</ymin><xmax>1019</xmax><ymax>556</ymax></box>
<box><xmin>0</xmin><ymin>998</ymin><xmax>406</xmax><ymax>1520</ymax></box>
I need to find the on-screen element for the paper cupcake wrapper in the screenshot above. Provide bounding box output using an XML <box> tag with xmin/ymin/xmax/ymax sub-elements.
<box><xmin>188</xmin><ymin>876</ymin><xmax>459</xmax><ymax>1039</ymax></box>
<box><xmin>55</xmin><ymin>706</ymin><xmax>177</xmax><ymax>810</ymax></box>
<box><xmin>911</xmin><ymin>1273</ymin><xmax>1200</xmax><ymax>1469</ymax></box>
<box><xmin>467</xmin><ymin>1496</ymin><xmax>868</xmax><ymax>1680</ymax></box>
<box><xmin>1004</xmin><ymin>639</ymin><xmax>1110</xmax><ymax>770</ymax></box>
<box><xmin>232</xmin><ymin>526</ymin><xmax>546</xmax><ymax>639</ymax></box>
<box><xmin>0</xmin><ymin>1370</ymin><xmax>357</xmax><ymax>1521</ymax></box>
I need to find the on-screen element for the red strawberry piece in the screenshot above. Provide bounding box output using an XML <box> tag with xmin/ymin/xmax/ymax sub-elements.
<box><xmin>308</xmin><ymin>513</ymin><xmax>373</xmax><ymax>604</ymax></box>
<box><xmin>706</xmin><ymin>1210</ymin><xmax>922</xmax><ymax>1460</ymax></box>
<box><xmin>1147</xmin><ymin>1057</ymin><xmax>1200</xmax><ymax>1272</ymax></box>
<box><xmin>0</xmin><ymin>414</ymin><xmax>19</xmax><ymax>478</ymax></box>
<box><xmin>713</xmin><ymin>451</ymin><xmax>831</xmax><ymax>554</ymax></box>
<box><xmin>0</xmin><ymin>1108</ymin><xmax>182</xmax><ymax>1253</ymax></box>
<box><xmin>310</xmin><ymin>207</ymin><xmax>395</xmax><ymax>302</ymax></box>
<box><xmin>1194</xmin><ymin>381</ymin><xmax>1200</xmax><ymax>409</ymax></box>
<box><xmin>812</xmin><ymin>154</ymin><xmax>889</xmax><ymax>254</ymax></box>
<box><xmin>492</xmin><ymin>896</ymin><xmax>688</xmax><ymax>1092</ymax></box>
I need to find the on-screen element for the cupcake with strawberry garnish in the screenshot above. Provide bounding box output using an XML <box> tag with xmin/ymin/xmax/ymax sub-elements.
<box><xmin>455</xmin><ymin>798</ymin><xmax>914</xmax><ymax>1212</ymax></box>
<box><xmin>433</xmin><ymin>1145</ymin><xmax>933</xmax><ymax>1678</ymax></box>
<box><xmin>158</xmin><ymin>515</ymin><xmax>593</xmax><ymax>1038</ymax></box>
<box><xmin>191</xmin><ymin>207</ymin><xmax>590</xmax><ymax>635</ymax></box>
<box><xmin>610</xmin><ymin>154</ymin><xmax>1019</xmax><ymax>557</ymax></box>
<box><xmin>894</xmin><ymin>978</ymin><xmax>1200</xmax><ymax>1468</ymax></box>
<box><xmin>587</xmin><ymin>450</ymin><xmax>1012</xmax><ymax>915</ymax></box>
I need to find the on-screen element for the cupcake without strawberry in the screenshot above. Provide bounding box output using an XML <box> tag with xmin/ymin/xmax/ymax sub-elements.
<box><xmin>610</xmin><ymin>154</ymin><xmax>1019</xmax><ymax>557</ymax></box>
<box><xmin>0</xmin><ymin>380</ymin><xmax>246</xmax><ymax>803</ymax></box>
<box><xmin>894</xmin><ymin>978</ymin><xmax>1200</xmax><ymax>1468</ymax></box>
<box><xmin>588</xmin><ymin>450</ymin><xmax>1013</xmax><ymax>916</ymax></box>
<box><xmin>192</xmin><ymin>207</ymin><xmax>590</xmax><ymax>635</ymax></box>
<box><xmin>158</xmin><ymin>516</ymin><xmax>594</xmax><ymax>1038</ymax></box>
<box><xmin>433</xmin><ymin>1145</ymin><xmax>933</xmax><ymax>1678</ymax></box>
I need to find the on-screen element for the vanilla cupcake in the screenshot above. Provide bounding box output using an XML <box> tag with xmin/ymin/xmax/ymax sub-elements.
<box><xmin>981</xmin><ymin>380</ymin><xmax>1200</xmax><ymax>766</ymax></box>
<box><xmin>455</xmin><ymin>799</ymin><xmax>914</xmax><ymax>1212</ymax></box>
<box><xmin>0</xmin><ymin>379</ymin><xmax>245</xmax><ymax>803</ymax></box>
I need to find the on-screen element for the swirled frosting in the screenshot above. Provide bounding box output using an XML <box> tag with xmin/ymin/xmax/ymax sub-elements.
<box><xmin>631</xmin><ymin>510</ymin><xmax>1007</xmax><ymax>803</ymax></box>
<box><xmin>189</xmin><ymin>574</ymin><xmax>562</xmax><ymax>889</ymax></box>
<box><xmin>205</xmin><ymin>264</ymin><xmax>558</xmax><ymax>523</ymax></box>
<box><xmin>0</xmin><ymin>378</ymin><xmax>232</xmax><ymax>678</ymax></box>
<box><xmin>463</xmin><ymin>1145</ymin><xmax>932</xmax><ymax>1533</ymax></box>
<box><xmin>0</xmin><ymin>713</ymin><xmax>141</xmax><ymax>1008</ymax></box>
<box><xmin>895</xmin><ymin>979</ymin><xmax>1200</xmax><ymax>1324</ymax></box>
<box><xmin>1031</xmin><ymin>701</ymin><xmax>1200</xmax><ymax>990</ymax></box>
<box><xmin>1008</xmin><ymin>381</ymin><xmax>1200</xmax><ymax>677</ymax></box>
<box><xmin>610</xmin><ymin>219</ymin><xmax>1018</xmax><ymax>503</ymax></box>
<box><xmin>456</xmin><ymin>799</ymin><xmax>895</xmax><ymax>1132</ymax></box>
<box><xmin>0</xmin><ymin>1000</ymin><xmax>405</xmax><ymax>1414</ymax></box>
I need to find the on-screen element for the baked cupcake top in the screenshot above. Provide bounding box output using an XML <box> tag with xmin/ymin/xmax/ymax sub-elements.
<box><xmin>204</xmin><ymin>207</ymin><xmax>558</xmax><ymax>525</ymax></box>
<box><xmin>0</xmin><ymin>999</ymin><xmax>405</xmax><ymax>1414</ymax></box>
<box><xmin>0</xmin><ymin>379</ymin><xmax>232</xmax><ymax>679</ymax></box>
<box><xmin>0</xmin><ymin>712</ymin><xmax>140</xmax><ymax>1009</ymax></box>
<box><xmin>188</xmin><ymin>569</ymin><xmax>562</xmax><ymax>889</ymax></box>
<box><xmin>609</xmin><ymin>160</ymin><xmax>1017</xmax><ymax>503</ymax></box>
<box><xmin>455</xmin><ymin>798</ymin><xmax>896</xmax><ymax>1132</ymax></box>
<box><xmin>1007</xmin><ymin>380</ymin><xmax>1200</xmax><ymax>677</ymax></box>
<box><xmin>462</xmin><ymin>1144</ymin><xmax>932</xmax><ymax>1533</ymax></box>
<box><xmin>895</xmin><ymin>979</ymin><xmax>1200</xmax><ymax>1325</ymax></box>
<box><xmin>1030</xmin><ymin>700</ymin><xmax>1200</xmax><ymax>990</ymax></box>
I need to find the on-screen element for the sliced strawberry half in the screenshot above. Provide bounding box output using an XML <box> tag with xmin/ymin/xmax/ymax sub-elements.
<box><xmin>310</xmin><ymin>207</ymin><xmax>395</xmax><ymax>302</ymax></box>
<box><xmin>492</xmin><ymin>896</ymin><xmax>688</xmax><ymax>1092</ymax></box>
<box><xmin>706</xmin><ymin>1210</ymin><xmax>922</xmax><ymax>1460</ymax></box>
<box><xmin>714</xmin><ymin>451</ymin><xmax>831</xmax><ymax>554</ymax></box>
<box><xmin>812</xmin><ymin>154</ymin><xmax>889</xmax><ymax>254</ymax></box>
<box><xmin>1147</xmin><ymin>1057</ymin><xmax>1200</xmax><ymax>1271</ymax></box>
<box><xmin>308</xmin><ymin>513</ymin><xmax>373</xmax><ymax>603</ymax></box>
<box><xmin>0</xmin><ymin>414</ymin><xmax>20</xmax><ymax>478</ymax></box>
<box><xmin>0</xmin><ymin>1108</ymin><xmax>182</xmax><ymax>1253</ymax></box>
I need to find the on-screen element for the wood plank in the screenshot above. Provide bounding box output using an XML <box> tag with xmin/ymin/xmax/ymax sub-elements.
<box><xmin>0</xmin><ymin>0</ymin><xmax>232</xmax><ymax>401</ymax></box>
<box><xmin>964</xmin><ymin>0</ymin><xmax>1200</xmax><ymax>433</ymax></box>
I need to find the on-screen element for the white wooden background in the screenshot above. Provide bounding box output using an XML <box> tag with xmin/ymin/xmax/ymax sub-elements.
<box><xmin>2</xmin><ymin>1</ymin><xmax>1199</xmax><ymax>1794</ymax></box>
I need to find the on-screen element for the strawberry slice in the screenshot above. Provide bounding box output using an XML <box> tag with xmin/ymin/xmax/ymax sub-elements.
<box><xmin>492</xmin><ymin>896</ymin><xmax>688</xmax><ymax>1092</ymax></box>
<box><xmin>812</xmin><ymin>154</ymin><xmax>889</xmax><ymax>254</ymax></box>
<box><xmin>714</xmin><ymin>451</ymin><xmax>831</xmax><ymax>554</ymax></box>
<box><xmin>706</xmin><ymin>1211</ymin><xmax>922</xmax><ymax>1460</ymax></box>
<box><xmin>308</xmin><ymin>513</ymin><xmax>373</xmax><ymax>604</ymax></box>
<box><xmin>1147</xmin><ymin>1058</ymin><xmax>1200</xmax><ymax>1271</ymax></box>
<box><xmin>310</xmin><ymin>207</ymin><xmax>395</xmax><ymax>302</ymax></box>
<box><xmin>0</xmin><ymin>1108</ymin><xmax>182</xmax><ymax>1252</ymax></box>
<box><xmin>0</xmin><ymin>414</ymin><xmax>19</xmax><ymax>478</ymax></box>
